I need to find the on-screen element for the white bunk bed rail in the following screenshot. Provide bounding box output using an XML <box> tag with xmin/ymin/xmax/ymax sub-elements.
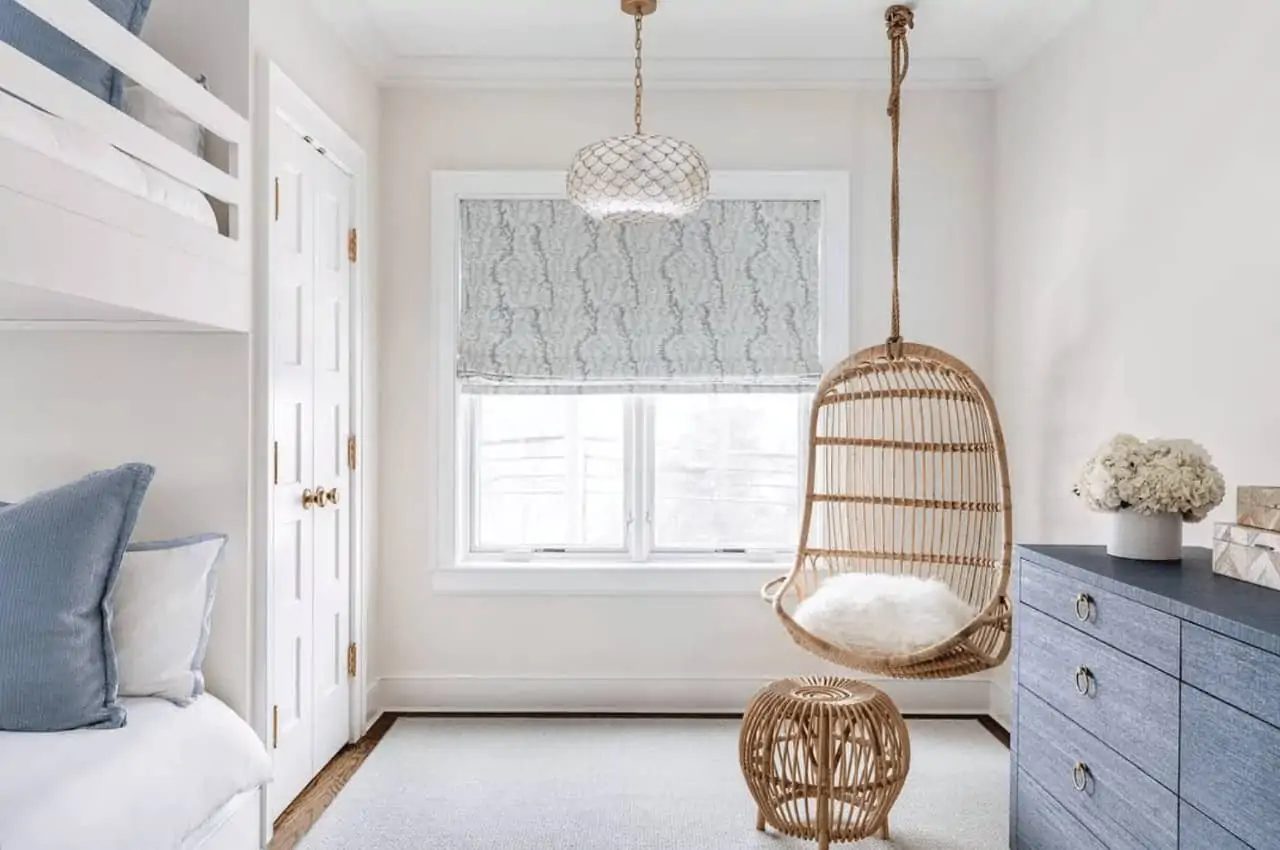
<box><xmin>0</xmin><ymin>0</ymin><xmax>251</xmax><ymax>331</ymax></box>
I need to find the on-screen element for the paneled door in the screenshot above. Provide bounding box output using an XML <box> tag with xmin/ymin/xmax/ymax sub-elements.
<box><xmin>269</xmin><ymin>120</ymin><xmax>354</xmax><ymax>821</ymax></box>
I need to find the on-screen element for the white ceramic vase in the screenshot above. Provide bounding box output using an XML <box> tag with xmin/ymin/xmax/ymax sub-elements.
<box><xmin>1107</xmin><ymin>510</ymin><xmax>1183</xmax><ymax>561</ymax></box>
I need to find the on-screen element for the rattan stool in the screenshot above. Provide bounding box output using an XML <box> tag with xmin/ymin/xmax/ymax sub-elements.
<box><xmin>739</xmin><ymin>676</ymin><xmax>910</xmax><ymax>848</ymax></box>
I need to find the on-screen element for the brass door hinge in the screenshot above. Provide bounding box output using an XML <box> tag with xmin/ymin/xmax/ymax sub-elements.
<box><xmin>272</xmin><ymin>705</ymin><xmax>279</xmax><ymax>749</ymax></box>
<box><xmin>347</xmin><ymin>227</ymin><xmax>358</xmax><ymax>264</ymax></box>
<box><xmin>347</xmin><ymin>643</ymin><xmax>358</xmax><ymax>678</ymax></box>
<box><xmin>272</xmin><ymin>441</ymin><xmax>280</xmax><ymax>485</ymax></box>
<box><xmin>347</xmin><ymin>435</ymin><xmax>357</xmax><ymax>471</ymax></box>
<box><xmin>274</xmin><ymin>177</ymin><xmax>280</xmax><ymax>221</ymax></box>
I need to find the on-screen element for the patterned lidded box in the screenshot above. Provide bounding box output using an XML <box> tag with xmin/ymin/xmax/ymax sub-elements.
<box><xmin>1214</xmin><ymin>523</ymin><xmax>1280</xmax><ymax>592</ymax></box>
<box><xmin>1239</xmin><ymin>486</ymin><xmax>1280</xmax><ymax>533</ymax></box>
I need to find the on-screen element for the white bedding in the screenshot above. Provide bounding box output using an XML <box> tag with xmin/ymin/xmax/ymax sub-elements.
<box><xmin>0</xmin><ymin>90</ymin><xmax>218</xmax><ymax>229</ymax></box>
<box><xmin>0</xmin><ymin>695</ymin><xmax>271</xmax><ymax>850</ymax></box>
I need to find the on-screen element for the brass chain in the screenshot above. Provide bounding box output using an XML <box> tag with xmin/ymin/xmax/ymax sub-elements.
<box><xmin>633</xmin><ymin>13</ymin><xmax>644</xmax><ymax>135</ymax></box>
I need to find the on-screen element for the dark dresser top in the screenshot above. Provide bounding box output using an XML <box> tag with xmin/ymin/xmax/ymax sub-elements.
<box><xmin>1018</xmin><ymin>544</ymin><xmax>1280</xmax><ymax>656</ymax></box>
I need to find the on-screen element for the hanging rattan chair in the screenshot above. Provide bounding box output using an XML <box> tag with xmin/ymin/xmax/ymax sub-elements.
<box><xmin>762</xmin><ymin>6</ymin><xmax>1013</xmax><ymax>681</ymax></box>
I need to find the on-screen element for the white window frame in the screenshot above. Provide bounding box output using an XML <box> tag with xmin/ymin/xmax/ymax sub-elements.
<box><xmin>430</xmin><ymin>171</ymin><xmax>852</xmax><ymax>594</ymax></box>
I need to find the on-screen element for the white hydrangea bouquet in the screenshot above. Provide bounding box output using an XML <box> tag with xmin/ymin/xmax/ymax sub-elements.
<box><xmin>1073</xmin><ymin>434</ymin><xmax>1226</xmax><ymax>561</ymax></box>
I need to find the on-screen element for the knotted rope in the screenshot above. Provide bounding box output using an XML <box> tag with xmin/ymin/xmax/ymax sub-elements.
<box><xmin>885</xmin><ymin>4</ymin><xmax>913</xmax><ymax>357</ymax></box>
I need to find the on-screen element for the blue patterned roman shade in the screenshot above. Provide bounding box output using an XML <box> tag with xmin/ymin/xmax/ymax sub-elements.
<box><xmin>457</xmin><ymin>199</ymin><xmax>822</xmax><ymax>393</ymax></box>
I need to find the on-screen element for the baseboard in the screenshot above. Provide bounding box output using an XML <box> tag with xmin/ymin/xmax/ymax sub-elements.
<box><xmin>989</xmin><ymin>679</ymin><xmax>1012</xmax><ymax>731</ymax></box>
<box><xmin>364</xmin><ymin>681</ymin><xmax>382</xmax><ymax>729</ymax></box>
<box><xmin>373</xmin><ymin>674</ymin><xmax>993</xmax><ymax>716</ymax></box>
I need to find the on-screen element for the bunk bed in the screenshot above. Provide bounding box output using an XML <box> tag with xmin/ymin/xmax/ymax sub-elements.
<box><xmin>0</xmin><ymin>0</ymin><xmax>250</xmax><ymax>331</ymax></box>
<box><xmin>0</xmin><ymin>2</ymin><xmax>266</xmax><ymax>849</ymax></box>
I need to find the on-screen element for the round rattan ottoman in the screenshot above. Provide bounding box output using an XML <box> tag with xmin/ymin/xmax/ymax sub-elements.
<box><xmin>739</xmin><ymin>676</ymin><xmax>910</xmax><ymax>848</ymax></box>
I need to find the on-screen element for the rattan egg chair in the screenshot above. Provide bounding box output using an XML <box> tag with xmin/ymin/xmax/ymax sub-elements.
<box><xmin>762</xmin><ymin>6</ymin><xmax>1013</xmax><ymax>681</ymax></box>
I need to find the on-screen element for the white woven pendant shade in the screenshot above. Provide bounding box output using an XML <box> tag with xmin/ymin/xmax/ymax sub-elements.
<box><xmin>567</xmin><ymin>133</ymin><xmax>709</xmax><ymax>224</ymax></box>
<box><xmin>567</xmin><ymin>0</ymin><xmax>709</xmax><ymax>224</ymax></box>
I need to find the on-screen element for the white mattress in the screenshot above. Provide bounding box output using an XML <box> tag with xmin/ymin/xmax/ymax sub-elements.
<box><xmin>0</xmin><ymin>90</ymin><xmax>218</xmax><ymax>229</ymax></box>
<box><xmin>0</xmin><ymin>695</ymin><xmax>272</xmax><ymax>850</ymax></box>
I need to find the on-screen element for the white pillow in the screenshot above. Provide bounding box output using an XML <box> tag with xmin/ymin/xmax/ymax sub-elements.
<box><xmin>122</xmin><ymin>75</ymin><xmax>208</xmax><ymax>157</ymax></box>
<box><xmin>793</xmin><ymin>573</ymin><xmax>976</xmax><ymax>655</ymax></box>
<box><xmin>110</xmin><ymin>533</ymin><xmax>226</xmax><ymax>705</ymax></box>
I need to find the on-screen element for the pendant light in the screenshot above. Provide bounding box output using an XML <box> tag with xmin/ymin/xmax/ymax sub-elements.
<box><xmin>567</xmin><ymin>0</ymin><xmax>709</xmax><ymax>224</ymax></box>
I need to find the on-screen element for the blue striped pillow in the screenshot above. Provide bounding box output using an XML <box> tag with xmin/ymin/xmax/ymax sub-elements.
<box><xmin>0</xmin><ymin>464</ymin><xmax>154</xmax><ymax>731</ymax></box>
<box><xmin>0</xmin><ymin>0</ymin><xmax>152</xmax><ymax>106</ymax></box>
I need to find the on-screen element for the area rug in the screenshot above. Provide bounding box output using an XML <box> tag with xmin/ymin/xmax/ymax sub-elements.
<box><xmin>298</xmin><ymin>717</ymin><xmax>1009</xmax><ymax>849</ymax></box>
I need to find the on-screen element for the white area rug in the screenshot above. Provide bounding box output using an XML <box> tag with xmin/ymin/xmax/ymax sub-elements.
<box><xmin>298</xmin><ymin>718</ymin><xmax>1009</xmax><ymax>849</ymax></box>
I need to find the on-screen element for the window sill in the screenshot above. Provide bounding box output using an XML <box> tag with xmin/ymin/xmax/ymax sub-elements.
<box><xmin>432</xmin><ymin>563</ymin><xmax>788</xmax><ymax>597</ymax></box>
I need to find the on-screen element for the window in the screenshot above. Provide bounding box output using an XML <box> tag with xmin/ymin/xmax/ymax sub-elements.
<box><xmin>463</xmin><ymin>393</ymin><xmax>808</xmax><ymax>562</ymax></box>
<box><xmin>435</xmin><ymin>172</ymin><xmax>851</xmax><ymax>581</ymax></box>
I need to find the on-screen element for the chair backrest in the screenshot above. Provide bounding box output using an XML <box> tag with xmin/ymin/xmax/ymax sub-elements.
<box><xmin>794</xmin><ymin>343</ymin><xmax>1012</xmax><ymax>615</ymax></box>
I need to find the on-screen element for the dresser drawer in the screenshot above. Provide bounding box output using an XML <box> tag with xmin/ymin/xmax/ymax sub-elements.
<box><xmin>1015</xmin><ymin>769</ymin><xmax>1106</xmax><ymax>850</ymax></box>
<box><xmin>1017</xmin><ymin>688</ymin><xmax>1176</xmax><ymax>850</ymax></box>
<box><xmin>1182</xmin><ymin>684</ymin><xmax>1280</xmax><ymax>850</ymax></box>
<box><xmin>1017</xmin><ymin>604</ymin><xmax>1179</xmax><ymax>789</ymax></box>
<box><xmin>1180</xmin><ymin>803</ymin><xmax>1251</xmax><ymax>850</ymax></box>
<box><xmin>1184</xmin><ymin>622</ymin><xmax>1280</xmax><ymax>726</ymax></box>
<box><xmin>1019</xmin><ymin>557</ymin><xmax>1180</xmax><ymax>674</ymax></box>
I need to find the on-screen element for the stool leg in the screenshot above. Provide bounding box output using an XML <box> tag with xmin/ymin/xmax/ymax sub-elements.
<box><xmin>817</xmin><ymin>717</ymin><xmax>831</xmax><ymax>850</ymax></box>
<box><xmin>878</xmin><ymin>817</ymin><xmax>890</xmax><ymax>840</ymax></box>
<box><xmin>755</xmin><ymin>807</ymin><xmax>766</xmax><ymax>832</ymax></box>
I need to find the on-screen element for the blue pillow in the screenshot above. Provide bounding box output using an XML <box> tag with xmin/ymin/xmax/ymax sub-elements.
<box><xmin>0</xmin><ymin>463</ymin><xmax>154</xmax><ymax>731</ymax></box>
<box><xmin>0</xmin><ymin>0</ymin><xmax>152</xmax><ymax>106</ymax></box>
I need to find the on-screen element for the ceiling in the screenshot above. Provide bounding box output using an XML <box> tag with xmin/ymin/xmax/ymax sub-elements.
<box><xmin>309</xmin><ymin>0</ymin><xmax>1088</xmax><ymax>88</ymax></box>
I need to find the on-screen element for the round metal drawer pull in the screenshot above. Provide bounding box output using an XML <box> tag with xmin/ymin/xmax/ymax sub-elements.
<box><xmin>1073</xmin><ymin>762</ymin><xmax>1091</xmax><ymax>792</ymax></box>
<box><xmin>1074</xmin><ymin>665</ymin><xmax>1094</xmax><ymax>696</ymax></box>
<box><xmin>1075</xmin><ymin>592</ymin><xmax>1094</xmax><ymax>622</ymax></box>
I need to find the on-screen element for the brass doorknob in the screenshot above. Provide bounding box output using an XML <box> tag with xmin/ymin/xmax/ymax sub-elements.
<box><xmin>325</xmin><ymin>488</ymin><xmax>339</xmax><ymax>506</ymax></box>
<box><xmin>302</xmin><ymin>488</ymin><xmax>320</xmax><ymax>509</ymax></box>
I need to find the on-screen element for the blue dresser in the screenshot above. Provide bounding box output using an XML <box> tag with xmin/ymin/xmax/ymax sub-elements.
<box><xmin>1012</xmin><ymin>545</ymin><xmax>1280</xmax><ymax>850</ymax></box>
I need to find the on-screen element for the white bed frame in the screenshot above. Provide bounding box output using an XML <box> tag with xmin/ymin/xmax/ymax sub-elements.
<box><xmin>182</xmin><ymin>789</ymin><xmax>264</xmax><ymax>850</ymax></box>
<box><xmin>0</xmin><ymin>0</ymin><xmax>250</xmax><ymax>331</ymax></box>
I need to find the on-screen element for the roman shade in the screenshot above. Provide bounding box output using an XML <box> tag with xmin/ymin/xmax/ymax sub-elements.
<box><xmin>457</xmin><ymin>198</ymin><xmax>822</xmax><ymax>393</ymax></box>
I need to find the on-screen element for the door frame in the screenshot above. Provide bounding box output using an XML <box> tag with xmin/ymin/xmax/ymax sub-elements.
<box><xmin>252</xmin><ymin>58</ymin><xmax>373</xmax><ymax>837</ymax></box>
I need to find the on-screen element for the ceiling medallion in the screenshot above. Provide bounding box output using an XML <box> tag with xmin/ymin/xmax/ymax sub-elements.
<box><xmin>567</xmin><ymin>0</ymin><xmax>710</xmax><ymax>224</ymax></box>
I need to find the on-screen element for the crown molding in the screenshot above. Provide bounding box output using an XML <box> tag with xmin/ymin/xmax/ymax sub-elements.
<box><xmin>378</xmin><ymin>56</ymin><xmax>995</xmax><ymax>90</ymax></box>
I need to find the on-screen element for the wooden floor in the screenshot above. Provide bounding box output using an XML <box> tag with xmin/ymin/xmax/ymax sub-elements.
<box><xmin>266</xmin><ymin>712</ymin><xmax>1011</xmax><ymax>849</ymax></box>
<box><xmin>268</xmin><ymin>713</ymin><xmax>396</xmax><ymax>850</ymax></box>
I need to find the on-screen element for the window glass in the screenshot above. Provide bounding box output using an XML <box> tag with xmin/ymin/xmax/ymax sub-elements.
<box><xmin>473</xmin><ymin>395</ymin><xmax>626</xmax><ymax>550</ymax></box>
<box><xmin>652</xmin><ymin>394</ymin><xmax>803</xmax><ymax>551</ymax></box>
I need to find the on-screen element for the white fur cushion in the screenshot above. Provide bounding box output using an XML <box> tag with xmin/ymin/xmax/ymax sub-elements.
<box><xmin>793</xmin><ymin>573</ymin><xmax>976</xmax><ymax>655</ymax></box>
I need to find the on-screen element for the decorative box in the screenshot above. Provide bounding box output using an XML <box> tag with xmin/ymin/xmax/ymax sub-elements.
<box><xmin>1214</xmin><ymin>522</ymin><xmax>1280</xmax><ymax>592</ymax></box>
<box><xmin>1239</xmin><ymin>486</ymin><xmax>1280</xmax><ymax>533</ymax></box>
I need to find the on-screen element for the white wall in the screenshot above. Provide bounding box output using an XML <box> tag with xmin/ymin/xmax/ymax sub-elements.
<box><xmin>376</xmin><ymin>86</ymin><xmax>996</xmax><ymax>712</ymax></box>
<box><xmin>145</xmin><ymin>0</ymin><xmax>380</xmax><ymax>151</ymax></box>
<box><xmin>144</xmin><ymin>0</ymin><xmax>250</xmax><ymax>114</ymax></box>
<box><xmin>994</xmin><ymin>0</ymin><xmax>1280</xmax><ymax>549</ymax></box>
<box><xmin>250</xmin><ymin>0</ymin><xmax>379</xmax><ymax>152</ymax></box>
<box><xmin>0</xmin><ymin>333</ymin><xmax>254</xmax><ymax>717</ymax></box>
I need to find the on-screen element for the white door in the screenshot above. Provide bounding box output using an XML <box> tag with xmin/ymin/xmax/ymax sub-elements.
<box><xmin>269</xmin><ymin>122</ymin><xmax>354</xmax><ymax>820</ymax></box>
<box><xmin>309</xmin><ymin>145</ymin><xmax>354</xmax><ymax>765</ymax></box>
